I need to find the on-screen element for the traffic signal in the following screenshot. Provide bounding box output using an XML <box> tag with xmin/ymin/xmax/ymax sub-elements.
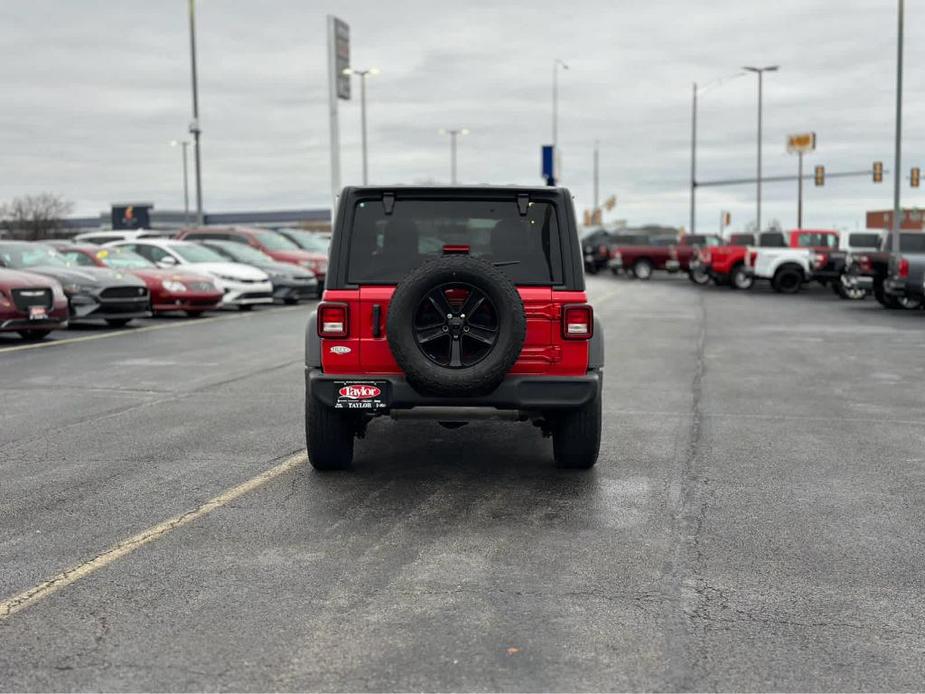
<box><xmin>604</xmin><ymin>194</ymin><xmax>617</xmax><ymax>211</ymax></box>
<box><xmin>583</xmin><ymin>209</ymin><xmax>592</xmax><ymax>226</ymax></box>
<box><xmin>873</xmin><ymin>161</ymin><xmax>884</xmax><ymax>183</ymax></box>
<box><xmin>723</xmin><ymin>211</ymin><xmax>731</xmax><ymax>226</ymax></box>
<box><xmin>912</xmin><ymin>167</ymin><xmax>920</xmax><ymax>188</ymax></box>
<box><xmin>814</xmin><ymin>165</ymin><xmax>825</xmax><ymax>186</ymax></box>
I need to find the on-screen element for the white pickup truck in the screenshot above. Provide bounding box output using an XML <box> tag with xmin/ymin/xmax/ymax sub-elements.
<box><xmin>745</xmin><ymin>231</ymin><xmax>815</xmax><ymax>294</ymax></box>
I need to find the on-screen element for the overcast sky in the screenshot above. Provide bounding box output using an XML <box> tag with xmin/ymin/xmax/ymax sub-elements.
<box><xmin>1</xmin><ymin>0</ymin><xmax>922</xmax><ymax>231</ymax></box>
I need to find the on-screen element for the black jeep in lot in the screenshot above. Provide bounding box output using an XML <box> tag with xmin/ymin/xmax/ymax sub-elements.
<box><xmin>305</xmin><ymin>186</ymin><xmax>604</xmax><ymax>471</ymax></box>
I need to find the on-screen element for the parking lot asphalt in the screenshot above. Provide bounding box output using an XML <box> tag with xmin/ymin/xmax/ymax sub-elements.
<box><xmin>1</xmin><ymin>277</ymin><xmax>924</xmax><ymax>691</ymax></box>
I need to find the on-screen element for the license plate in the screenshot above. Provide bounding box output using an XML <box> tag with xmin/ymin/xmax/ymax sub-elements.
<box><xmin>333</xmin><ymin>380</ymin><xmax>390</xmax><ymax>410</ymax></box>
<box><xmin>29</xmin><ymin>306</ymin><xmax>47</xmax><ymax>320</ymax></box>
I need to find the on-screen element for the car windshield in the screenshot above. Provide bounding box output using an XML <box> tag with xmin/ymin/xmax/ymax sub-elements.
<box><xmin>253</xmin><ymin>230</ymin><xmax>299</xmax><ymax>251</ymax></box>
<box><xmin>346</xmin><ymin>198</ymin><xmax>564</xmax><ymax>285</ymax></box>
<box><xmin>170</xmin><ymin>244</ymin><xmax>226</xmax><ymax>263</ymax></box>
<box><xmin>96</xmin><ymin>248</ymin><xmax>154</xmax><ymax>269</ymax></box>
<box><xmin>279</xmin><ymin>229</ymin><xmax>329</xmax><ymax>252</ymax></box>
<box><xmin>0</xmin><ymin>244</ymin><xmax>70</xmax><ymax>268</ymax></box>
<box><xmin>209</xmin><ymin>242</ymin><xmax>271</xmax><ymax>264</ymax></box>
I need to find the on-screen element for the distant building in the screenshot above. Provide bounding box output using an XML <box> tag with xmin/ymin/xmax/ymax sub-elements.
<box><xmin>866</xmin><ymin>208</ymin><xmax>924</xmax><ymax>231</ymax></box>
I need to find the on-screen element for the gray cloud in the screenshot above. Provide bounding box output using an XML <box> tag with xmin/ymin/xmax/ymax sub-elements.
<box><xmin>0</xmin><ymin>0</ymin><xmax>922</xmax><ymax>231</ymax></box>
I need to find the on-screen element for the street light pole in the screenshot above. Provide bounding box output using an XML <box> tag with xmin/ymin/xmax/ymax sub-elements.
<box><xmin>187</xmin><ymin>0</ymin><xmax>204</xmax><ymax>226</ymax></box>
<box><xmin>593</xmin><ymin>140</ymin><xmax>600</xmax><ymax>212</ymax></box>
<box><xmin>552</xmin><ymin>58</ymin><xmax>568</xmax><ymax>184</ymax></box>
<box><xmin>743</xmin><ymin>65</ymin><xmax>779</xmax><ymax>232</ymax></box>
<box><xmin>171</xmin><ymin>140</ymin><xmax>191</xmax><ymax>225</ymax></box>
<box><xmin>343</xmin><ymin>68</ymin><xmax>379</xmax><ymax>185</ymax></box>
<box><xmin>892</xmin><ymin>0</ymin><xmax>904</xmax><ymax>256</ymax></box>
<box><xmin>439</xmin><ymin>129</ymin><xmax>469</xmax><ymax>184</ymax></box>
<box><xmin>690</xmin><ymin>82</ymin><xmax>697</xmax><ymax>233</ymax></box>
<box><xmin>797</xmin><ymin>150</ymin><xmax>804</xmax><ymax>228</ymax></box>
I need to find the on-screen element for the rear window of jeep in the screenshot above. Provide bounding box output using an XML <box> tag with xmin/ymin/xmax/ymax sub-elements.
<box><xmin>346</xmin><ymin>199</ymin><xmax>564</xmax><ymax>285</ymax></box>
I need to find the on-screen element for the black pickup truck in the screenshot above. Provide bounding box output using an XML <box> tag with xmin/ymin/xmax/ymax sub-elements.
<box><xmin>882</xmin><ymin>233</ymin><xmax>925</xmax><ymax>309</ymax></box>
<box><xmin>850</xmin><ymin>232</ymin><xmax>925</xmax><ymax>309</ymax></box>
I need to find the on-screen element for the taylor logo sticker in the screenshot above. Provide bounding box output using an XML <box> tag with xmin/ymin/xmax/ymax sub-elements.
<box><xmin>338</xmin><ymin>385</ymin><xmax>381</xmax><ymax>400</ymax></box>
<box><xmin>329</xmin><ymin>345</ymin><xmax>351</xmax><ymax>354</ymax></box>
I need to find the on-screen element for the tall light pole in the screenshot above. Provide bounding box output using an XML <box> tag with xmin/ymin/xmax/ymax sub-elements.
<box><xmin>439</xmin><ymin>128</ymin><xmax>469</xmax><ymax>184</ymax></box>
<box><xmin>343</xmin><ymin>67</ymin><xmax>379</xmax><ymax>185</ymax></box>
<box><xmin>552</xmin><ymin>58</ymin><xmax>569</xmax><ymax>184</ymax></box>
<box><xmin>170</xmin><ymin>140</ymin><xmax>191</xmax><ymax>225</ymax></box>
<box><xmin>891</xmin><ymin>0</ymin><xmax>904</xmax><ymax>257</ymax></box>
<box><xmin>593</xmin><ymin>140</ymin><xmax>600</xmax><ymax>213</ymax></box>
<box><xmin>689</xmin><ymin>73</ymin><xmax>745</xmax><ymax>234</ymax></box>
<box><xmin>690</xmin><ymin>82</ymin><xmax>698</xmax><ymax>234</ymax></box>
<box><xmin>187</xmin><ymin>0</ymin><xmax>204</xmax><ymax>225</ymax></box>
<box><xmin>743</xmin><ymin>65</ymin><xmax>779</xmax><ymax>232</ymax></box>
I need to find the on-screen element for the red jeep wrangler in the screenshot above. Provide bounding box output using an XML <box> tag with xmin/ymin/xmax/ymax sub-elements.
<box><xmin>305</xmin><ymin>186</ymin><xmax>603</xmax><ymax>470</ymax></box>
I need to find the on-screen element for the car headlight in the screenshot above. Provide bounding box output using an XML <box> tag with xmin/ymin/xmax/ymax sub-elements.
<box><xmin>161</xmin><ymin>279</ymin><xmax>188</xmax><ymax>293</ymax></box>
<box><xmin>62</xmin><ymin>283</ymin><xmax>95</xmax><ymax>294</ymax></box>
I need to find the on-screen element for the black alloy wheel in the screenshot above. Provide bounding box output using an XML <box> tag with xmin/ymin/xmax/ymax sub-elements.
<box><xmin>414</xmin><ymin>283</ymin><xmax>499</xmax><ymax>368</ymax></box>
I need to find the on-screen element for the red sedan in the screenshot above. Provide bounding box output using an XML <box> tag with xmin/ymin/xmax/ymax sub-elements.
<box><xmin>0</xmin><ymin>268</ymin><xmax>69</xmax><ymax>339</ymax></box>
<box><xmin>52</xmin><ymin>243</ymin><xmax>224</xmax><ymax>316</ymax></box>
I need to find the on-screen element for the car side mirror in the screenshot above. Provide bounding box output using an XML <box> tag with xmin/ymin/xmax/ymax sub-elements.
<box><xmin>158</xmin><ymin>256</ymin><xmax>178</xmax><ymax>268</ymax></box>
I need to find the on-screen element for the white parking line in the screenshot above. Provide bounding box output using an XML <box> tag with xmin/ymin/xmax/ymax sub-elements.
<box><xmin>0</xmin><ymin>451</ymin><xmax>308</xmax><ymax>621</ymax></box>
<box><xmin>0</xmin><ymin>305</ymin><xmax>308</xmax><ymax>354</ymax></box>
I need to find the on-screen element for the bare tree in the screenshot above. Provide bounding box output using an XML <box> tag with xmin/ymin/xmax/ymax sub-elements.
<box><xmin>0</xmin><ymin>193</ymin><xmax>74</xmax><ymax>240</ymax></box>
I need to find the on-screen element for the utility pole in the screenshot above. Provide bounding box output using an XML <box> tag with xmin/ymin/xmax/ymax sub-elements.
<box><xmin>892</xmin><ymin>0</ymin><xmax>904</xmax><ymax>256</ymax></box>
<box><xmin>552</xmin><ymin>59</ymin><xmax>568</xmax><ymax>184</ymax></box>
<box><xmin>440</xmin><ymin>128</ymin><xmax>468</xmax><ymax>184</ymax></box>
<box><xmin>797</xmin><ymin>150</ymin><xmax>804</xmax><ymax>227</ymax></box>
<box><xmin>593</xmin><ymin>140</ymin><xmax>600</xmax><ymax>212</ymax></box>
<box><xmin>343</xmin><ymin>68</ymin><xmax>379</xmax><ymax>185</ymax></box>
<box><xmin>171</xmin><ymin>140</ymin><xmax>191</xmax><ymax>225</ymax></box>
<box><xmin>690</xmin><ymin>82</ymin><xmax>697</xmax><ymax>233</ymax></box>
<box><xmin>743</xmin><ymin>66</ymin><xmax>779</xmax><ymax>232</ymax></box>
<box><xmin>187</xmin><ymin>0</ymin><xmax>204</xmax><ymax>225</ymax></box>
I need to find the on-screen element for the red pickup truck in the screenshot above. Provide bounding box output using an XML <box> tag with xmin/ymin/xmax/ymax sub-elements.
<box><xmin>608</xmin><ymin>234</ymin><xmax>721</xmax><ymax>280</ymax></box>
<box><xmin>693</xmin><ymin>229</ymin><xmax>839</xmax><ymax>290</ymax></box>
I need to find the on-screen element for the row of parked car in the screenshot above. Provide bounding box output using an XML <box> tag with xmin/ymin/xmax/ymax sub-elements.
<box><xmin>582</xmin><ymin>227</ymin><xmax>925</xmax><ymax>310</ymax></box>
<box><xmin>0</xmin><ymin>226</ymin><xmax>330</xmax><ymax>340</ymax></box>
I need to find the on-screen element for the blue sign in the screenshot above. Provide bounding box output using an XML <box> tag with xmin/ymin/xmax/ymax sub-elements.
<box><xmin>541</xmin><ymin>145</ymin><xmax>555</xmax><ymax>186</ymax></box>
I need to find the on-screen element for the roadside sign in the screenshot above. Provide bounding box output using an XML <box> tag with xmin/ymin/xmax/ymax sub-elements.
<box><xmin>787</xmin><ymin>132</ymin><xmax>816</xmax><ymax>153</ymax></box>
<box><xmin>541</xmin><ymin>145</ymin><xmax>554</xmax><ymax>185</ymax></box>
<box><xmin>111</xmin><ymin>203</ymin><xmax>151</xmax><ymax>230</ymax></box>
<box><xmin>333</xmin><ymin>18</ymin><xmax>350</xmax><ymax>100</ymax></box>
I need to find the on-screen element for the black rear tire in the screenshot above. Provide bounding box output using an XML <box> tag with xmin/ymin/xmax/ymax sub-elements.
<box><xmin>730</xmin><ymin>263</ymin><xmax>753</xmax><ymax>290</ymax></box>
<box><xmin>550</xmin><ymin>379</ymin><xmax>602</xmax><ymax>469</ymax></box>
<box><xmin>305</xmin><ymin>385</ymin><xmax>355</xmax><ymax>471</ymax></box>
<box><xmin>18</xmin><ymin>329</ymin><xmax>53</xmax><ymax>340</ymax></box>
<box><xmin>632</xmin><ymin>259</ymin><xmax>653</xmax><ymax>280</ymax></box>
<box><xmin>688</xmin><ymin>267</ymin><xmax>710</xmax><ymax>285</ymax></box>
<box><xmin>874</xmin><ymin>282</ymin><xmax>901</xmax><ymax>309</ymax></box>
<box><xmin>771</xmin><ymin>266</ymin><xmax>803</xmax><ymax>294</ymax></box>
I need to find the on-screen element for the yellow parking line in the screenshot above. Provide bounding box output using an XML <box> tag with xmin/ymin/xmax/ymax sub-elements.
<box><xmin>0</xmin><ymin>305</ymin><xmax>307</xmax><ymax>354</ymax></box>
<box><xmin>0</xmin><ymin>451</ymin><xmax>308</xmax><ymax>621</ymax></box>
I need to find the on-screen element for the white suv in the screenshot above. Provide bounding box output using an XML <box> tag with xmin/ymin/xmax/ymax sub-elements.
<box><xmin>109</xmin><ymin>239</ymin><xmax>273</xmax><ymax>310</ymax></box>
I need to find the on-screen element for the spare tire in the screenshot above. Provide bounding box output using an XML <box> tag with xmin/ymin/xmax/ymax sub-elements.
<box><xmin>386</xmin><ymin>255</ymin><xmax>526</xmax><ymax>397</ymax></box>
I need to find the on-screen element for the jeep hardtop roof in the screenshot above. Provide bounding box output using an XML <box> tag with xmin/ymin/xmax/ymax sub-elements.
<box><xmin>327</xmin><ymin>185</ymin><xmax>584</xmax><ymax>290</ymax></box>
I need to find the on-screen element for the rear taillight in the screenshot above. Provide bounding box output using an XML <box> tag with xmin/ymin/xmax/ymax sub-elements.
<box><xmin>812</xmin><ymin>252</ymin><xmax>828</xmax><ymax>270</ymax></box>
<box><xmin>318</xmin><ymin>302</ymin><xmax>348</xmax><ymax>338</ymax></box>
<box><xmin>701</xmin><ymin>249</ymin><xmax>712</xmax><ymax>264</ymax></box>
<box><xmin>899</xmin><ymin>256</ymin><xmax>910</xmax><ymax>279</ymax></box>
<box><xmin>747</xmin><ymin>251</ymin><xmax>758</xmax><ymax>267</ymax></box>
<box><xmin>562</xmin><ymin>304</ymin><xmax>593</xmax><ymax>340</ymax></box>
<box><xmin>858</xmin><ymin>255</ymin><xmax>873</xmax><ymax>274</ymax></box>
